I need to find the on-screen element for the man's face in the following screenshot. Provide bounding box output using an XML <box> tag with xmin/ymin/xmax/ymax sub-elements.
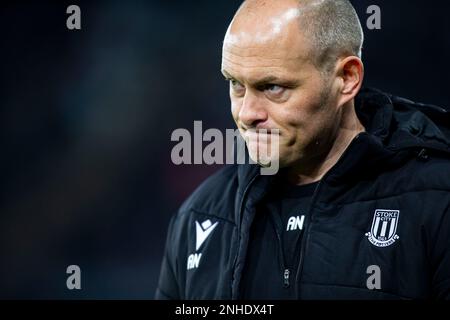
<box><xmin>221</xmin><ymin>3</ymin><xmax>341</xmax><ymax>169</ymax></box>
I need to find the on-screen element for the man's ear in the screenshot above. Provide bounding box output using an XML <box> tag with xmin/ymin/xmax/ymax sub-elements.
<box><xmin>336</xmin><ymin>56</ymin><xmax>364</xmax><ymax>106</ymax></box>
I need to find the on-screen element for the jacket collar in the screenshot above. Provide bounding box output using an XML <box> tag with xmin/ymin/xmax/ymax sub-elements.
<box><xmin>356</xmin><ymin>87</ymin><xmax>450</xmax><ymax>153</ymax></box>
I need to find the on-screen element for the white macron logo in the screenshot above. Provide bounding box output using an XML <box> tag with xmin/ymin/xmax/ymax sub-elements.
<box><xmin>195</xmin><ymin>219</ymin><xmax>219</xmax><ymax>251</ymax></box>
<box><xmin>187</xmin><ymin>219</ymin><xmax>219</xmax><ymax>270</ymax></box>
<box><xmin>287</xmin><ymin>215</ymin><xmax>305</xmax><ymax>231</ymax></box>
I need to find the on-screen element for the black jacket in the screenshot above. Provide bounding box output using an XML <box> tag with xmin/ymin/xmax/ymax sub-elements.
<box><xmin>156</xmin><ymin>88</ymin><xmax>450</xmax><ymax>300</ymax></box>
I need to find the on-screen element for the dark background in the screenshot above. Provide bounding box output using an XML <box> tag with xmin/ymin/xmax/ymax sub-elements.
<box><xmin>0</xmin><ymin>0</ymin><xmax>449</xmax><ymax>298</ymax></box>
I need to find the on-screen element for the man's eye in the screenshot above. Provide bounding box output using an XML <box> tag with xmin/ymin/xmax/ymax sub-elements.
<box><xmin>230</xmin><ymin>79</ymin><xmax>242</xmax><ymax>88</ymax></box>
<box><xmin>265</xmin><ymin>84</ymin><xmax>284</xmax><ymax>94</ymax></box>
<box><xmin>228</xmin><ymin>79</ymin><xmax>245</xmax><ymax>93</ymax></box>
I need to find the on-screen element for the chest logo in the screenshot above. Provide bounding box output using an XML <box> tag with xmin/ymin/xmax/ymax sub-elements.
<box><xmin>187</xmin><ymin>219</ymin><xmax>218</xmax><ymax>270</ymax></box>
<box><xmin>366</xmin><ymin>209</ymin><xmax>400</xmax><ymax>247</ymax></box>
<box><xmin>195</xmin><ymin>219</ymin><xmax>218</xmax><ymax>251</ymax></box>
<box><xmin>287</xmin><ymin>215</ymin><xmax>305</xmax><ymax>231</ymax></box>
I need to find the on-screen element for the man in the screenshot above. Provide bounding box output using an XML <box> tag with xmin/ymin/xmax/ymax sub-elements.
<box><xmin>156</xmin><ymin>0</ymin><xmax>450</xmax><ymax>299</ymax></box>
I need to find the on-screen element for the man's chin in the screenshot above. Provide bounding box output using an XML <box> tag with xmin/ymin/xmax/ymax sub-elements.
<box><xmin>246</xmin><ymin>152</ymin><xmax>281</xmax><ymax>175</ymax></box>
<box><xmin>248</xmin><ymin>152</ymin><xmax>279</xmax><ymax>167</ymax></box>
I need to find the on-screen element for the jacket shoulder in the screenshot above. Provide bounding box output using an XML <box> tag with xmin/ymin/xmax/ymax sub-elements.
<box><xmin>402</xmin><ymin>151</ymin><xmax>450</xmax><ymax>191</ymax></box>
<box><xmin>177</xmin><ymin>165</ymin><xmax>239</xmax><ymax>223</ymax></box>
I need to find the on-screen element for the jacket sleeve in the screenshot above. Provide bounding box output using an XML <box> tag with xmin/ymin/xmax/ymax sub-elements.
<box><xmin>155</xmin><ymin>215</ymin><xmax>180</xmax><ymax>300</ymax></box>
<box><xmin>431</xmin><ymin>200</ymin><xmax>450</xmax><ymax>299</ymax></box>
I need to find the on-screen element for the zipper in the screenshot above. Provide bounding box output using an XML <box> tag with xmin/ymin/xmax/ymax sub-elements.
<box><xmin>231</xmin><ymin>172</ymin><xmax>259</xmax><ymax>298</ymax></box>
<box><xmin>284</xmin><ymin>269</ymin><xmax>290</xmax><ymax>287</ymax></box>
<box><xmin>294</xmin><ymin>132</ymin><xmax>366</xmax><ymax>298</ymax></box>
<box><xmin>268</xmin><ymin>211</ymin><xmax>290</xmax><ymax>289</ymax></box>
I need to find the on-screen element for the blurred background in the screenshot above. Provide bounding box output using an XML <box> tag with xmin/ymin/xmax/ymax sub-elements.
<box><xmin>0</xmin><ymin>0</ymin><xmax>449</xmax><ymax>299</ymax></box>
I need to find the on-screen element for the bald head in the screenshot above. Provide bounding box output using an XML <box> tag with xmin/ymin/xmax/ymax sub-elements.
<box><xmin>225</xmin><ymin>0</ymin><xmax>301</xmax><ymax>45</ymax></box>
<box><xmin>224</xmin><ymin>0</ymin><xmax>364</xmax><ymax>73</ymax></box>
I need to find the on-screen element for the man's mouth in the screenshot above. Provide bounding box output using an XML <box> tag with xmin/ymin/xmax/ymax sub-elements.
<box><xmin>244</xmin><ymin>128</ymin><xmax>279</xmax><ymax>142</ymax></box>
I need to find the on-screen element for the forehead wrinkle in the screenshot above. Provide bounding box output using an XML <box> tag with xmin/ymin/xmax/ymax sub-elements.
<box><xmin>223</xmin><ymin>44</ymin><xmax>306</xmax><ymax>62</ymax></box>
<box><xmin>222</xmin><ymin>54</ymin><xmax>310</xmax><ymax>79</ymax></box>
<box><xmin>222</xmin><ymin>57</ymin><xmax>290</xmax><ymax>74</ymax></box>
<box><xmin>222</xmin><ymin>52</ymin><xmax>295</xmax><ymax>64</ymax></box>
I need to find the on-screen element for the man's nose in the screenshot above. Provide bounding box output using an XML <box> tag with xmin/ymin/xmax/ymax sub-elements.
<box><xmin>238</xmin><ymin>91</ymin><xmax>268</xmax><ymax>128</ymax></box>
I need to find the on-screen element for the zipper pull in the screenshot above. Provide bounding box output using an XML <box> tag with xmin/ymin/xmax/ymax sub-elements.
<box><xmin>283</xmin><ymin>269</ymin><xmax>290</xmax><ymax>287</ymax></box>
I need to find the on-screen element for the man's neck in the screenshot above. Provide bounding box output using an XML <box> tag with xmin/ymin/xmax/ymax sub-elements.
<box><xmin>286</xmin><ymin>102</ymin><xmax>365</xmax><ymax>186</ymax></box>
